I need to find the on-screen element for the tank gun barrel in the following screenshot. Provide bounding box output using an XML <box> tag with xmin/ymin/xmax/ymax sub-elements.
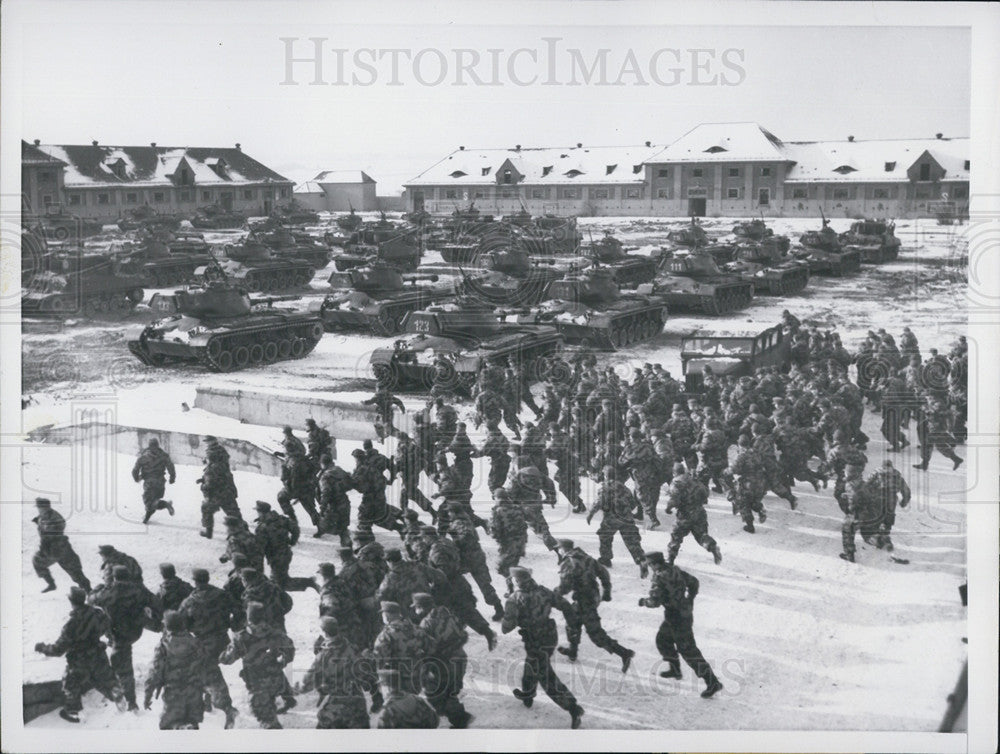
<box><xmin>401</xmin><ymin>274</ymin><xmax>440</xmax><ymax>284</ymax></box>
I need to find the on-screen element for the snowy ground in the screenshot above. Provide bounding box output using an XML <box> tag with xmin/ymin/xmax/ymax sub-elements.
<box><xmin>19</xmin><ymin>216</ymin><xmax>968</xmax><ymax>731</ymax></box>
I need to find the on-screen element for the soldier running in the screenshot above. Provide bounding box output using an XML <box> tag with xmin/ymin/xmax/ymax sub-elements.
<box><xmin>294</xmin><ymin>616</ymin><xmax>373</xmax><ymax>729</ymax></box>
<box><xmin>143</xmin><ymin>610</ymin><xmax>208</xmax><ymax>729</ymax></box>
<box><xmin>587</xmin><ymin>465</ymin><xmax>647</xmax><ymax>576</ymax></box>
<box><xmin>665</xmin><ymin>463</ymin><xmax>722</xmax><ymax>566</ymax></box>
<box><xmin>31</xmin><ymin>498</ymin><xmax>91</xmax><ymax>592</ymax></box>
<box><xmin>131</xmin><ymin>438</ymin><xmax>176</xmax><ymax>523</ymax></box>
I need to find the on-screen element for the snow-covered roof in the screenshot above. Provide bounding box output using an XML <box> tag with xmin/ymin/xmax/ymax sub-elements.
<box><xmin>22</xmin><ymin>140</ymin><xmax>66</xmax><ymax>165</ymax></box>
<box><xmin>782</xmin><ymin>137</ymin><xmax>970</xmax><ymax>183</ymax></box>
<box><xmin>294</xmin><ymin>181</ymin><xmax>324</xmax><ymax>194</ymax></box>
<box><xmin>313</xmin><ymin>170</ymin><xmax>376</xmax><ymax>184</ymax></box>
<box><xmin>406</xmin><ymin>144</ymin><xmax>664</xmax><ymax>187</ymax></box>
<box><xmin>648</xmin><ymin>122</ymin><xmax>790</xmax><ymax>164</ymax></box>
<box><xmin>28</xmin><ymin>144</ymin><xmax>290</xmax><ymax>188</ymax></box>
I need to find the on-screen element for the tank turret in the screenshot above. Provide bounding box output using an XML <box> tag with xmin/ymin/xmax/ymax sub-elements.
<box><xmin>331</xmin><ymin>221</ymin><xmax>422</xmax><ymax>272</ymax></box>
<box><xmin>581</xmin><ymin>232</ymin><xmax>659</xmax><ymax>285</ymax></box>
<box><xmin>212</xmin><ymin>243</ymin><xmax>315</xmax><ymax>291</ymax></box>
<box><xmin>22</xmin><ymin>251</ymin><xmax>146</xmax><ymax>318</ymax></box>
<box><xmin>792</xmin><ymin>212</ymin><xmax>862</xmax><ymax>276</ymax></box>
<box><xmin>635</xmin><ymin>251</ymin><xmax>754</xmax><ymax>315</ymax></box>
<box><xmin>189</xmin><ymin>204</ymin><xmax>248</xmax><ymax>230</ymax></box>
<box><xmin>335</xmin><ymin>206</ymin><xmax>363</xmax><ymax>231</ymax></box>
<box><xmin>667</xmin><ymin>217</ymin><xmax>710</xmax><ymax>248</ymax></box>
<box><xmin>839</xmin><ymin>219</ymin><xmax>901</xmax><ymax>263</ymax></box>
<box><xmin>127</xmin><ymin>280</ymin><xmax>324</xmax><ymax>372</ymax></box>
<box><xmin>732</xmin><ymin>218</ymin><xmax>772</xmax><ymax>241</ymax></box>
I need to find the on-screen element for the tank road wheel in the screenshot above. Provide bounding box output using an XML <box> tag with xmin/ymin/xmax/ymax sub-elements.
<box><xmin>215</xmin><ymin>350</ymin><xmax>235</xmax><ymax>372</ymax></box>
<box><xmin>290</xmin><ymin>339</ymin><xmax>306</xmax><ymax>358</ymax></box>
<box><xmin>207</xmin><ymin>339</ymin><xmax>224</xmax><ymax>362</ymax></box>
<box><xmin>302</xmin><ymin>270</ymin><xmax>315</xmax><ymax>286</ymax></box>
<box><xmin>703</xmin><ymin>297</ymin><xmax>720</xmax><ymax>316</ymax></box>
<box><xmin>263</xmin><ymin>342</ymin><xmax>279</xmax><ymax>363</ymax></box>
<box><xmin>373</xmin><ymin>309</ymin><xmax>399</xmax><ymax>337</ymax></box>
<box><xmin>244</xmin><ymin>275</ymin><xmax>261</xmax><ymax>292</ymax></box>
<box><xmin>309</xmin><ymin>323</ymin><xmax>324</xmax><ymax>342</ymax></box>
<box><xmin>612</xmin><ymin>328</ymin><xmax>626</xmax><ymax>349</ymax></box>
<box><xmin>128</xmin><ymin>288</ymin><xmax>144</xmax><ymax>304</ymax></box>
<box><xmin>233</xmin><ymin>346</ymin><xmax>250</xmax><ymax>369</ymax></box>
<box><xmin>277</xmin><ymin>339</ymin><xmax>292</xmax><ymax>359</ymax></box>
<box><xmin>625</xmin><ymin>323</ymin><xmax>637</xmax><ymax>345</ymax></box>
<box><xmin>372</xmin><ymin>363</ymin><xmax>399</xmax><ymax>391</ymax></box>
<box><xmin>249</xmin><ymin>344</ymin><xmax>265</xmax><ymax>365</ymax></box>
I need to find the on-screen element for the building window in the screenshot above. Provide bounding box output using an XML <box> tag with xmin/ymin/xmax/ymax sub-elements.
<box><xmin>590</xmin><ymin>188</ymin><xmax>610</xmax><ymax>200</ymax></box>
<box><xmin>657</xmin><ymin>188</ymin><xmax>670</xmax><ymax>199</ymax></box>
<box><xmin>657</xmin><ymin>168</ymin><xmax>669</xmax><ymax>178</ymax></box>
<box><xmin>691</xmin><ymin>168</ymin><xmax>703</xmax><ymax>178</ymax></box>
<box><xmin>242</xmin><ymin>189</ymin><xmax>254</xmax><ymax>200</ymax></box>
<box><xmin>531</xmin><ymin>188</ymin><xmax>549</xmax><ymax>199</ymax></box>
<box><xmin>953</xmin><ymin>185</ymin><xmax>968</xmax><ymax>199</ymax></box>
<box><xmin>560</xmin><ymin>187</ymin><xmax>581</xmax><ymax>199</ymax></box>
<box><xmin>832</xmin><ymin>188</ymin><xmax>850</xmax><ymax>200</ymax></box>
<box><xmin>791</xmin><ymin>188</ymin><xmax>808</xmax><ymax>199</ymax></box>
<box><xmin>872</xmin><ymin>188</ymin><xmax>890</xmax><ymax>199</ymax></box>
<box><xmin>963</xmin><ymin>160</ymin><xmax>970</xmax><ymax>171</ymax></box>
<box><xmin>499</xmin><ymin>189</ymin><xmax>514</xmax><ymax>198</ymax></box>
<box><xmin>280</xmin><ymin>188</ymin><xmax>289</xmax><ymax>198</ymax></box>
<box><xmin>42</xmin><ymin>194</ymin><xmax>53</xmax><ymax>206</ymax></box>
<box><xmin>758</xmin><ymin>188</ymin><xmax>770</xmax><ymax>206</ymax></box>
<box><xmin>125</xmin><ymin>192</ymin><xmax>139</xmax><ymax>204</ymax></box>
<box><xmin>444</xmin><ymin>189</ymin><xmax>458</xmax><ymax>199</ymax></box>
<box><xmin>40</xmin><ymin>171</ymin><xmax>55</xmax><ymax>183</ymax></box>
<box><xmin>915</xmin><ymin>188</ymin><xmax>932</xmax><ymax>199</ymax></box>
<box><xmin>625</xmin><ymin>187</ymin><xmax>641</xmax><ymax>199</ymax></box>
<box><xmin>179</xmin><ymin>190</ymin><xmax>192</xmax><ymax>202</ymax></box>
<box><xmin>481</xmin><ymin>167</ymin><xmax>491</xmax><ymax>177</ymax></box>
<box><xmin>503</xmin><ymin>170</ymin><xmax>513</xmax><ymax>184</ymax></box>
<box><xmin>153</xmin><ymin>191</ymin><xmax>166</xmax><ymax>203</ymax></box>
<box><xmin>98</xmin><ymin>193</ymin><xmax>111</xmax><ymax>205</ymax></box>
<box><xmin>727</xmin><ymin>188</ymin><xmax>740</xmax><ymax>199</ymax></box>
<box><xmin>919</xmin><ymin>163</ymin><xmax>931</xmax><ymax>181</ymax></box>
<box><xmin>728</xmin><ymin>168</ymin><xmax>740</xmax><ymax>178</ymax></box>
<box><xmin>473</xmin><ymin>190</ymin><xmax>487</xmax><ymax>199</ymax></box>
<box><xmin>68</xmin><ymin>194</ymin><xmax>81</xmax><ymax>206</ymax></box>
<box><xmin>761</xmin><ymin>167</ymin><xmax>771</xmax><ymax>177</ymax></box>
<box><xmin>202</xmin><ymin>190</ymin><xmax>212</xmax><ymax>201</ymax></box>
<box><xmin>884</xmin><ymin>162</ymin><xmax>896</xmax><ymax>172</ymax></box>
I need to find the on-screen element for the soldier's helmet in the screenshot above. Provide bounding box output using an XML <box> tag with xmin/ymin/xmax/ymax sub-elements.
<box><xmin>380</xmin><ymin>601</ymin><xmax>403</xmax><ymax>617</ymax></box>
<box><xmin>385</xmin><ymin>548</ymin><xmax>403</xmax><ymax>565</ymax></box>
<box><xmin>320</xmin><ymin>616</ymin><xmax>339</xmax><ymax>636</ymax></box>
<box><xmin>555</xmin><ymin>538</ymin><xmax>575</xmax><ymax>552</ymax></box>
<box><xmin>159</xmin><ymin>563</ymin><xmax>176</xmax><ymax>578</ymax></box>
<box><xmin>246</xmin><ymin>602</ymin><xmax>267</xmax><ymax>624</ymax></box>
<box><xmin>224</xmin><ymin>515</ymin><xmax>242</xmax><ymax>527</ymax></box>
<box><xmin>35</xmin><ymin>497</ymin><xmax>51</xmax><ymax>508</ymax></box>
<box><xmin>163</xmin><ymin>611</ymin><xmax>186</xmax><ymax>632</ymax></box>
<box><xmin>672</xmin><ymin>462</ymin><xmax>686</xmax><ymax>476</ymax></box>
<box><xmin>493</xmin><ymin>488</ymin><xmax>512</xmax><ymax>502</ymax></box>
<box><xmin>283</xmin><ymin>426</ymin><xmax>293</xmax><ymax>434</ymax></box>
<box><xmin>306</xmin><ymin>418</ymin><xmax>317</xmax><ymax>427</ymax></box>
<box><xmin>882</xmin><ymin>460</ymin><xmax>894</xmax><ymax>468</ymax></box>
<box><xmin>403</xmin><ymin>509</ymin><xmax>420</xmax><ymax>522</ymax></box>
<box><xmin>112</xmin><ymin>565</ymin><xmax>131</xmax><ymax>581</ymax></box>
<box><xmin>98</xmin><ymin>544</ymin><xmax>116</xmax><ymax>556</ymax></box>
<box><xmin>643</xmin><ymin>551</ymin><xmax>666</xmax><ymax>565</ymax></box>
<box><xmin>254</xmin><ymin>501</ymin><xmax>271</xmax><ymax>513</ymax></box>
<box><xmin>317</xmin><ymin>562</ymin><xmax>336</xmax><ymax>578</ymax></box>
<box><xmin>629</xmin><ymin>428</ymin><xmax>643</xmax><ymax>440</ymax></box>
<box><xmin>192</xmin><ymin>568</ymin><xmax>210</xmax><ymax>584</ymax></box>
<box><xmin>508</xmin><ymin>566</ymin><xmax>533</xmax><ymax>584</ymax></box>
<box><xmin>411</xmin><ymin>592</ymin><xmax>435</xmax><ymax>611</ymax></box>
<box><xmin>421</xmin><ymin>525</ymin><xmax>438</xmax><ymax>536</ymax></box>
<box><xmin>602</xmin><ymin>464</ymin><xmax>616</xmax><ymax>480</ymax></box>
<box><xmin>148</xmin><ymin>438</ymin><xmax>159</xmax><ymax>448</ymax></box>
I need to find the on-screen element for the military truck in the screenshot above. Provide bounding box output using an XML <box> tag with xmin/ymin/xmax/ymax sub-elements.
<box><xmin>681</xmin><ymin>324</ymin><xmax>790</xmax><ymax>392</ymax></box>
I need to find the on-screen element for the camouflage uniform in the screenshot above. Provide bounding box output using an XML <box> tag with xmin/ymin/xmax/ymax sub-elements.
<box><xmin>35</xmin><ymin>599</ymin><xmax>124</xmax><ymax>716</ymax></box>
<box><xmin>618</xmin><ymin>436</ymin><xmax>664</xmax><ymax>526</ymax></box>
<box><xmin>376</xmin><ymin>688</ymin><xmax>439</xmax><ymax>728</ymax></box>
<box><xmin>372</xmin><ymin>614</ymin><xmax>428</xmax><ymax>695</ymax></box>
<box><xmin>752</xmin><ymin>432</ymin><xmax>797</xmax><ymax>507</ymax></box>
<box><xmin>546</xmin><ymin>427</ymin><xmax>583</xmax><ymax>511</ymax></box>
<box><xmin>376</xmin><ymin>560</ymin><xmax>440</xmax><ymax>620</ymax></box>
<box><xmin>99</xmin><ymin>549</ymin><xmax>144</xmax><ymax>587</ymax></box>
<box><xmin>306</xmin><ymin>422</ymin><xmax>333</xmax><ymax>467</ymax></box>
<box><xmin>155</xmin><ymin>574</ymin><xmax>194</xmax><ymax>614</ymax></box>
<box><xmin>696</xmin><ymin>425</ymin><xmax>729</xmax><ymax>493</ymax></box>
<box><xmin>278</xmin><ymin>453</ymin><xmax>322</xmax><ymax>532</ymax></box>
<box><xmin>352</xmin><ymin>455</ymin><xmax>404</xmax><ymax>535</ymax></box>
<box><xmin>338</xmin><ymin>555</ymin><xmax>380</xmax><ymax>650</ymax></box>
<box><xmin>395</xmin><ymin>438</ymin><xmax>435</xmax><ymax>515</ymax></box>
<box><xmin>434</xmin><ymin>402</ymin><xmax>459</xmax><ymax>454</ymax></box>
<box><xmin>509</xmin><ymin>463</ymin><xmax>557</xmax><ymax>550</ymax></box>
<box><xmin>640</xmin><ymin>557</ymin><xmax>722</xmax><ymax>692</ymax></box>
<box><xmin>32</xmin><ymin>505</ymin><xmax>91</xmax><ymax>591</ymax></box>
<box><xmin>477</xmin><ymin>426</ymin><xmax>511</xmax><ymax>492</ymax></box>
<box><xmin>416</xmin><ymin>603</ymin><xmax>470</xmax><ymax>727</ymax></box>
<box><xmin>199</xmin><ymin>453</ymin><xmax>243</xmax><ymax>539</ymax></box>
<box><xmin>665</xmin><ymin>472</ymin><xmax>720</xmax><ymax>565</ymax></box>
<box><xmin>299</xmin><ymin>634</ymin><xmax>371</xmax><ymax>728</ymax></box>
<box><xmin>588</xmin><ymin>479</ymin><xmax>645</xmax><ymax>568</ymax></box>
<box><xmin>863</xmin><ymin>464</ymin><xmax>911</xmax><ymax>550</ymax></box>
<box><xmin>447</xmin><ymin>427</ymin><xmax>476</xmax><ymax>491</ymax></box>
<box><xmin>665</xmin><ymin>411</ymin><xmax>698</xmax><ymax>469</ymax></box>
<box><xmin>131</xmin><ymin>443</ymin><xmax>176</xmax><ymax>523</ymax></box>
<box><xmin>827</xmin><ymin>440</ymin><xmax>868</xmax><ymax>514</ymax></box>
<box><xmin>222</xmin><ymin>520</ymin><xmax>265</xmax><ymax>572</ymax></box>
<box><xmin>254</xmin><ymin>508</ymin><xmax>300</xmax><ymax>588</ymax></box>
<box><xmin>144</xmin><ymin>624</ymin><xmax>207</xmax><ymax>729</ymax></box>
<box><xmin>914</xmin><ymin>400</ymin><xmax>963</xmax><ymax>470</ymax></box>
<box><xmin>728</xmin><ymin>445</ymin><xmax>767</xmax><ymax>530</ymax></box>
<box><xmin>489</xmin><ymin>496</ymin><xmax>528</xmax><ymax>576</ymax></box>
<box><xmin>555</xmin><ymin>547</ymin><xmax>631</xmax><ymax>663</ymax></box>
<box><xmin>839</xmin><ymin>465</ymin><xmax>869</xmax><ymax>561</ymax></box>
<box><xmin>178</xmin><ymin>580</ymin><xmax>240</xmax><ymax>717</ymax></box>
<box><xmin>774</xmin><ymin>423</ymin><xmax>824</xmax><ymax>491</ymax></box>
<box><xmin>220</xmin><ymin>622</ymin><xmax>295</xmax><ymax>729</ymax></box>
<box><xmin>90</xmin><ymin>576</ymin><xmax>159</xmax><ymax>707</ymax></box>
<box><xmin>445</xmin><ymin>510</ymin><xmax>504</xmax><ymax>615</ymax></box>
<box><xmin>241</xmin><ymin>575</ymin><xmax>294</xmax><ymax>632</ymax></box>
<box><xmin>317</xmin><ymin>460</ymin><xmax>354</xmax><ymax>545</ymax></box>
<box><xmin>363</xmin><ymin>388</ymin><xmax>405</xmax><ymax>440</ymax></box>
<box><xmin>319</xmin><ymin>574</ymin><xmax>363</xmax><ymax>641</ymax></box>
<box><xmin>500</xmin><ymin>575</ymin><xmax>583</xmax><ymax>720</ymax></box>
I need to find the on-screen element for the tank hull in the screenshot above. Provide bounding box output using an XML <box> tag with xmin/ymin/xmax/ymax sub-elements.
<box><xmin>523</xmin><ymin>299</ymin><xmax>668</xmax><ymax>351</ymax></box>
<box><xmin>317</xmin><ymin>288</ymin><xmax>456</xmax><ymax>336</ymax></box>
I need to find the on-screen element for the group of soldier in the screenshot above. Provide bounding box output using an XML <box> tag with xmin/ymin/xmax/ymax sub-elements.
<box><xmin>30</xmin><ymin>318</ymin><xmax>966</xmax><ymax>729</ymax></box>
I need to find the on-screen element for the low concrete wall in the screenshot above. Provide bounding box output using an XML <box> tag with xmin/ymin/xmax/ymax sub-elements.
<box><xmin>23</xmin><ymin>680</ymin><xmax>64</xmax><ymax>723</ymax></box>
<box><xmin>193</xmin><ymin>386</ymin><xmax>391</xmax><ymax>441</ymax></box>
<box><xmin>27</xmin><ymin>422</ymin><xmax>284</xmax><ymax>476</ymax></box>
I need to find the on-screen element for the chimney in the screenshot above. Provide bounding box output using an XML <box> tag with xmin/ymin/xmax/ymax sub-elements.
<box><xmin>936</xmin><ymin>132</ymin><xmax>943</xmax><ymax>140</ymax></box>
<box><xmin>576</xmin><ymin>142</ymin><xmax>583</xmax><ymax>148</ymax></box>
<box><xmin>459</xmin><ymin>145</ymin><xmax>465</xmax><ymax>150</ymax></box>
<box><xmin>847</xmin><ymin>135</ymin><xmax>854</xmax><ymax>142</ymax></box>
<box><xmin>515</xmin><ymin>144</ymin><xmax>521</xmax><ymax>152</ymax></box>
<box><xmin>150</xmin><ymin>142</ymin><xmax>157</xmax><ymax>147</ymax></box>
<box><xmin>235</xmin><ymin>143</ymin><xmax>242</xmax><ymax>151</ymax></box>
<box><xmin>92</xmin><ymin>140</ymin><xmax>99</xmax><ymax>146</ymax></box>
<box><xmin>33</xmin><ymin>139</ymin><xmax>40</xmax><ymax>146</ymax></box>
<box><xmin>645</xmin><ymin>140</ymin><xmax>651</xmax><ymax>147</ymax></box>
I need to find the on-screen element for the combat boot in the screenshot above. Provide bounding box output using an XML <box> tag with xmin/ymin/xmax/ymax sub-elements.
<box><xmin>701</xmin><ymin>676</ymin><xmax>723</xmax><ymax>698</ymax></box>
<box><xmin>839</xmin><ymin>551</ymin><xmax>855</xmax><ymax>563</ymax></box>
<box><xmin>570</xmin><ymin>705</ymin><xmax>584</xmax><ymax>729</ymax></box>
<box><xmin>200</xmin><ymin>527</ymin><xmax>213</xmax><ymax>539</ymax></box>
<box><xmin>162</xmin><ymin>500</ymin><xmax>175</xmax><ymax>516</ymax></box>
<box><xmin>639</xmin><ymin>562</ymin><xmax>649</xmax><ymax>579</ymax></box>
<box><xmin>557</xmin><ymin>644</ymin><xmax>578</xmax><ymax>662</ymax></box>
<box><xmin>224</xmin><ymin>707</ymin><xmax>238</xmax><ymax>729</ymax></box>
<box><xmin>598</xmin><ymin>556</ymin><xmax>612</xmax><ymax>568</ymax></box>
<box><xmin>620</xmin><ymin>648</ymin><xmax>635</xmax><ymax>673</ymax></box>
<box><xmin>485</xmin><ymin>629</ymin><xmax>497</xmax><ymax>652</ymax></box>
<box><xmin>276</xmin><ymin>696</ymin><xmax>297</xmax><ymax>714</ymax></box>
<box><xmin>41</xmin><ymin>576</ymin><xmax>57</xmax><ymax>593</ymax></box>
<box><xmin>369</xmin><ymin>691</ymin><xmax>384</xmax><ymax>713</ymax></box>
<box><xmin>659</xmin><ymin>663</ymin><xmax>682</xmax><ymax>680</ymax></box>
<box><xmin>59</xmin><ymin>709</ymin><xmax>81</xmax><ymax>723</ymax></box>
<box><xmin>512</xmin><ymin>688</ymin><xmax>533</xmax><ymax>708</ymax></box>
<box><xmin>743</xmin><ymin>522</ymin><xmax>755</xmax><ymax>534</ymax></box>
<box><xmin>710</xmin><ymin>544</ymin><xmax>723</xmax><ymax>565</ymax></box>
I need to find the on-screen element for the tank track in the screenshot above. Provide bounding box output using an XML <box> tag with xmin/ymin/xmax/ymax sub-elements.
<box><xmin>24</xmin><ymin>288</ymin><xmax>144</xmax><ymax>319</ymax></box>
<box><xmin>230</xmin><ymin>264</ymin><xmax>315</xmax><ymax>292</ymax></box>
<box><xmin>569</xmin><ymin>306</ymin><xmax>667</xmax><ymax>351</ymax></box>
<box><xmin>197</xmin><ymin>319</ymin><xmax>324</xmax><ymax>372</ymax></box>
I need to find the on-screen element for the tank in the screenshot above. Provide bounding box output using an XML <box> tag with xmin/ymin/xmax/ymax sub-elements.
<box><xmin>271</xmin><ymin>201</ymin><xmax>320</xmax><ymax>225</ymax></box>
<box><xmin>793</xmin><ymin>216</ymin><xmax>862</xmax><ymax>276</ymax></box>
<box><xmin>581</xmin><ymin>232</ymin><xmax>659</xmax><ymax>286</ymax></box>
<box><xmin>189</xmin><ymin>205</ymin><xmax>248</xmax><ymax>230</ymax></box>
<box><xmin>335</xmin><ymin>207</ymin><xmax>364</xmax><ymax>231</ymax></box>
<box><xmin>510</xmin><ymin>266</ymin><xmax>668</xmax><ymax>351</ymax></box>
<box><xmin>719</xmin><ymin>239</ymin><xmax>811</xmax><ymax>296</ymax></box>
<box><xmin>504</xmin><ymin>208</ymin><xmax>535</xmax><ymax>228</ymax></box>
<box><xmin>117</xmin><ymin>206</ymin><xmax>182</xmax><ymax>232</ymax></box>
<box><xmin>839</xmin><ymin>219</ymin><xmax>901</xmax><ymax>263</ymax></box>
<box><xmin>117</xmin><ymin>231</ymin><xmax>214</xmax><ymax>287</ymax></box>
<box><xmin>635</xmin><ymin>252</ymin><xmax>754</xmax><ymax>315</ymax></box>
<box><xmin>516</xmin><ymin>217</ymin><xmax>581</xmax><ymax>256</ymax></box>
<box><xmin>313</xmin><ymin>261</ymin><xmax>456</xmax><ymax>335</ymax></box>
<box><xmin>665</xmin><ymin>217</ymin><xmax>739</xmax><ymax>262</ymax></box>
<box><xmin>331</xmin><ymin>220</ymin><xmax>422</xmax><ymax>273</ymax></box>
<box><xmin>252</xmin><ymin>227</ymin><xmax>331</xmax><ymax>269</ymax></box>
<box><xmin>22</xmin><ymin>252</ymin><xmax>145</xmax><ymax>318</ymax></box>
<box><xmin>732</xmin><ymin>218</ymin><xmax>772</xmax><ymax>241</ymax></box>
<box><xmin>36</xmin><ymin>205</ymin><xmax>105</xmax><ymax>241</ymax></box>
<box><xmin>21</xmin><ymin>224</ymin><xmax>52</xmax><ymax>285</ymax></box>
<box><xmin>127</xmin><ymin>282</ymin><xmax>324</xmax><ymax>371</ymax></box>
<box><xmin>213</xmin><ymin>241</ymin><xmax>316</xmax><ymax>291</ymax></box>
<box><xmin>369</xmin><ymin>297</ymin><xmax>562</xmax><ymax>394</ymax></box>
<box><xmin>457</xmin><ymin>245</ymin><xmax>569</xmax><ymax>306</ymax></box>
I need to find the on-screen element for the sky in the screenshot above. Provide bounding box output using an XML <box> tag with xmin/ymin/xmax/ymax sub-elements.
<box><xmin>9</xmin><ymin>2</ymin><xmax>972</xmax><ymax>194</ymax></box>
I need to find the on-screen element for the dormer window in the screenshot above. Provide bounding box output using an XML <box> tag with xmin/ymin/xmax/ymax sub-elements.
<box><xmin>104</xmin><ymin>158</ymin><xmax>127</xmax><ymax>180</ymax></box>
<box><xmin>502</xmin><ymin>170</ymin><xmax>513</xmax><ymax>184</ymax></box>
<box><xmin>919</xmin><ymin>163</ymin><xmax>931</xmax><ymax>181</ymax></box>
<box><xmin>481</xmin><ymin>167</ymin><xmax>491</xmax><ymax>176</ymax></box>
<box><xmin>450</xmin><ymin>170</ymin><xmax>467</xmax><ymax>178</ymax></box>
<box><xmin>206</xmin><ymin>157</ymin><xmax>229</xmax><ymax>179</ymax></box>
<box><xmin>964</xmin><ymin>160</ymin><xmax>970</xmax><ymax>171</ymax></box>
<box><xmin>605</xmin><ymin>164</ymin><xmax>617</xmax><ymax>175</ymax></box>
<box><xmin>564</xmin><ymin>169</ymin><xmax>583</xmax><ymax>178</ymax></box>
<box><xmin>833</xmin><ymin>165</ymin><xmax>857</xmax><ymax>174</ymax></box>
<box><xmin>704</xmin><ymin>146</ymin><xmax>727</xmax><ymax>154</ymax></box>
<box><xmin>884</xmin><ymin>162</ymin><xmax>896</xmax><ymax>172</ymax></box>
<box><xmin>632</xmin><ymin>165</ymin><xmax>643</xmax><ymax>174</ymax></box>
<box><xmin>542</xmin><ymin>166</ymin><xmax>553</xmax><ymax>177</ymax></box>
